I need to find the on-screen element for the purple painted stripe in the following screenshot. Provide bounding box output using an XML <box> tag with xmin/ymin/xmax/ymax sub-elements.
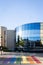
<box><xmin>3</xmin><ymin>58</ymin><xmax>11</xmax><ymax>63</ymax></box>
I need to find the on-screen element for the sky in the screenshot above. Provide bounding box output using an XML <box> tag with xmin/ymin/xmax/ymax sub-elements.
<box><xmin>0</xmin><ymin>0</ymin><xmax>43</xmax><ymax>29</ymax></box>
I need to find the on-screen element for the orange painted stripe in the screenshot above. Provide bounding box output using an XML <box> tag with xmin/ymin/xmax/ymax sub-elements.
<box><xmin>27</xmin><ymin>56</ymin><xmax>35</xmax><ymax>64</ymax></box>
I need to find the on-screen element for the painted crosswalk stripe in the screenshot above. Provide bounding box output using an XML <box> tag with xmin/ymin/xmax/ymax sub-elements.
<box><xmin>31</xmin><ymin>56</ymin><xmax>41</xmax><ymax>64</ymax></box>
<box><xmin>27</xmin><ymin>56</ymin><xmax>35</xmax><ymax>64</ymax></box>
<box><xmin>3</xmin><ymin>58</ymin><xmax>12</xmax><ymax>64</ymax></box>
<box><xmin>21</xmin><ymin>56</ymin><xmax>29</xmax><ymax>64</ymax></box>
<box><xmin>36</xmin><ymin>57</ymin><xmax>43</xmax><ymax>63</ymax></box>
<box><xmin>16</xmin><ymin>57</ymin><xmax>22</xmax><ymax>64</ymax></box>
<box><xmin>8</xmin><ymin>58</ymin><xmax>16</xmax><ymax>64</ymax></box>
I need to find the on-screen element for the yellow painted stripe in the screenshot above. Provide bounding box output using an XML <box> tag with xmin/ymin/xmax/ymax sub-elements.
<box><xmin>27</xmin><ymin>56</ymin><xmax>35</xmax><ymax>64</ymax></box>
<box><xmin>21</xmin><ymin>56</ymin><xmax>29</xmax><ymax>64</ymax></box>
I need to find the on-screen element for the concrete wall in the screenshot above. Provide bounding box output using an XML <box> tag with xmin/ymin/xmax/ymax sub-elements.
<box><xmin>7</xmin><ymin>30</ymin><xmax>16</xmax><ymax>51</ymax></box>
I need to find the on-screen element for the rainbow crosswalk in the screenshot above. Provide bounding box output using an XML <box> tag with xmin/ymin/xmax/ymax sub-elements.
<box><xmin>0</xmin><ymin>56</ymin><xmax>43</xmax><ymax>64</ymax></box>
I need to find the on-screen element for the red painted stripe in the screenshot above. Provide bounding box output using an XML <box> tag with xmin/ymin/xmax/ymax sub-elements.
<box><xmin>31</xmin><ymin>56</ymin><xmax>41</xmax><ymax>64</ymax></box>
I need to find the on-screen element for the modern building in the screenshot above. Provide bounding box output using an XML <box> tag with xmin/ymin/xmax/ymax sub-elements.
<box><xmin>0</xmin><ymin>26</ymin><xmax>7</xmax><ymax>47</ymax></box>
<box><xmin>7</xmin><ymin>30</ymin><xmax>16</xmax><ymax>51</ymax></box>
<box><xmin>0</xmin><ymin>26</ymin><xmax>16</xmax><ymax>51</ymax></box>
<box><xmin>0</xmin><ymin>22</ymin><xmax>43</xmax><ymax>51</ymax></box>
<box><xmin>16</xmin><ymin>22</ymin><xmax>43</xmax><ymax>49</ymax></box>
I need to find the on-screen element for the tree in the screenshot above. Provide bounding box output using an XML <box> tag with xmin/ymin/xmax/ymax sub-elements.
<box><xmin>19</xmin><ymin>38</ymin><xmax>24</xmax><ymax>46</ymax></box>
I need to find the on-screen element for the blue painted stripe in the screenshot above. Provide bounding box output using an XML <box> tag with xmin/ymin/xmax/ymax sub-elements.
<box><xmin>9</xmin><ymin>58</ymin><xmax>16</xmax><ymax>63</ymax></box>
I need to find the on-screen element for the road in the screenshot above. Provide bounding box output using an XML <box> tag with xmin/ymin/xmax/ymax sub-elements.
<box><xmin>0</xmin><ymin>52</ymin><xmax>43</xmax><ymax>65</ymax></box>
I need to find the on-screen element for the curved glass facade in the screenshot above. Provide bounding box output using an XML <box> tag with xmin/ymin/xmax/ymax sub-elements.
<box><xmin>16</xmin><ymin>22</ymin><xmax>43</xmax><ymax>49</ymax></box>
<box><xmin>16</xmin><ymin>23</ymin><xmax>40</xmax><ymax>41</ymax></box>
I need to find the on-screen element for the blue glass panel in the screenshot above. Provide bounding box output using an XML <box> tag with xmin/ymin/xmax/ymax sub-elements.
<box><xmin>28</xmin><ymin>37</ymin><xmax>40</xmax><ymax>41</ymax></box>
<box><xmin>16</xmin><ymin>23</ymin><xmax>40</xmax><ymax>42</ymax></box>
<box><xmin>21</xmin><ymin>30</ymin><xmax>40</xmax><ymax>38</ymax></box>
<box><xmin>21</xmin><ymin>37</ymin><xmax>40</xmax><ymax>41</ymax></box>
<box><xmin>22</xmin><ymin>23</ymin><xmax>40</xmax><ymax>30</ymax></box>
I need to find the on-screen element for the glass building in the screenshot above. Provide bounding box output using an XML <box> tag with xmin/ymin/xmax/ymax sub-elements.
<box><xmin>15</xmin><ymin>22</ymin><xmax>43</xmax><ymax>49</ymax></box>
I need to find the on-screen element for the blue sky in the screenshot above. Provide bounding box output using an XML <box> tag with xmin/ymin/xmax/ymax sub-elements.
<box><xmin>0</xmin><ymin>0</ymin><xmax>43</xmax><ymax>29</ymax></box>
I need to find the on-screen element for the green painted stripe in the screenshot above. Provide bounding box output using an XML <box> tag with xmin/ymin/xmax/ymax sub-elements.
<box><xmin>16</xmin><ymin>57</ymin><xmax>22</xmax><ymax>64</ymax></box>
